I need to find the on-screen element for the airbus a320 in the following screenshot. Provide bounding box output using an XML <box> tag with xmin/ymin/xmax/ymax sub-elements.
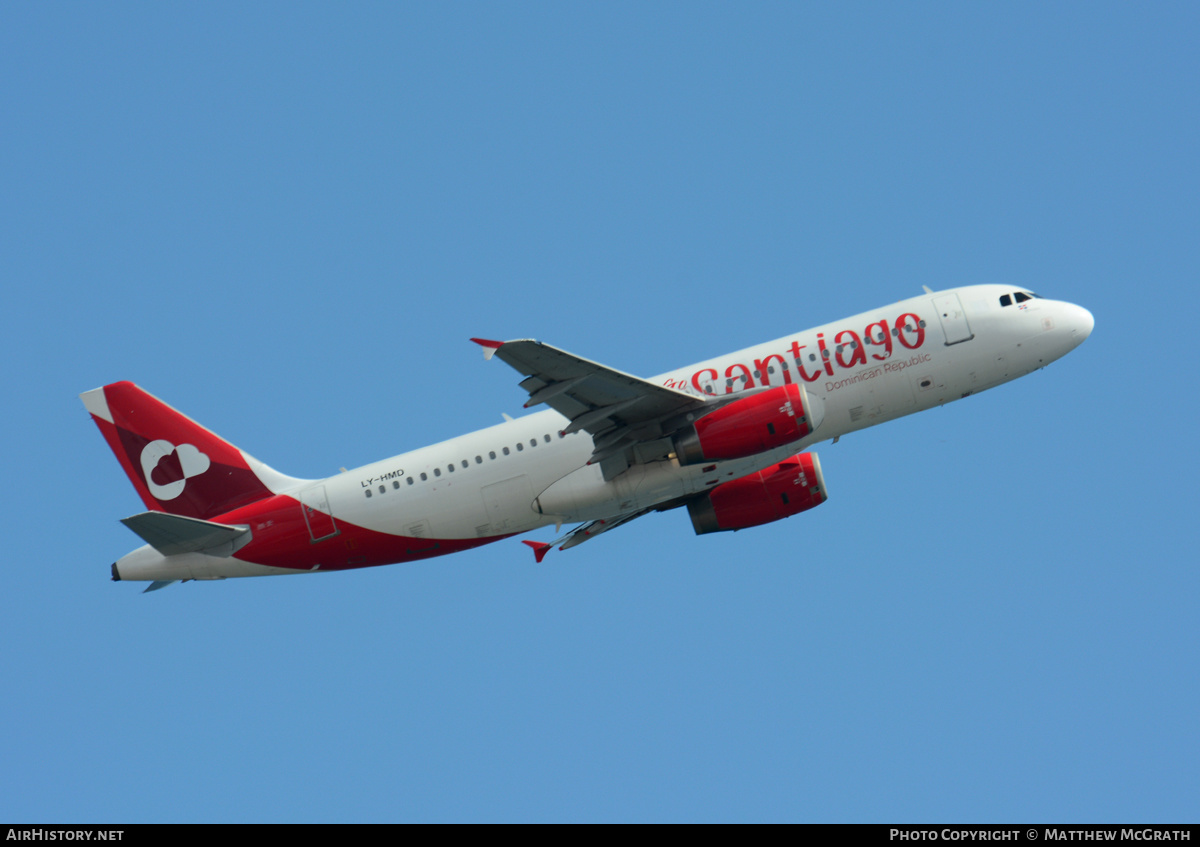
<box><xmin>82</xmin><ymin>285</ymin><xmax>1093</xmax><ymax>591</ymax></box>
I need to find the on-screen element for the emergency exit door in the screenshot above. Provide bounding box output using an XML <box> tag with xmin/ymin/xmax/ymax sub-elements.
<box><xmin>932</xmin><ymin>293</ymin><xmax>974</xmax><ymax>345</ymax></box>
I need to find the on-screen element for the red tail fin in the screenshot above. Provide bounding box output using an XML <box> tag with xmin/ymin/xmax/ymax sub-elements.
<box><xmin>81</xmin><ymin>381</ymin><xmax>302</xmax><ymax>520</ymax></box>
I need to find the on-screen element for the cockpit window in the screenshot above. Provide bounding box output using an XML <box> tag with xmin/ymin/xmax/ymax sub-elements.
<box><xmin>1000</xmin><ymin>294</ymin><xmax>1012</xmax><ymax>307</ymax></box>
<box><xmin>1014</xmin><ymin>292</ymin><xmax>1031</xmax><ymax>303</ymax></box>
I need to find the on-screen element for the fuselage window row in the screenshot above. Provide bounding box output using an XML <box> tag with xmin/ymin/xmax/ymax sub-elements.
<box><xmin>366</xmin><ymin>433</ymin><xmax>565</xmax><ymax>496</ymax></box>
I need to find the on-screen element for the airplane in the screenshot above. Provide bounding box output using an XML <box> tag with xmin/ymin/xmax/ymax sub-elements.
<box><xmin>82</xmin><ymin>284</ymin><xmax>1093</xmax><ymax>592</ymax></box>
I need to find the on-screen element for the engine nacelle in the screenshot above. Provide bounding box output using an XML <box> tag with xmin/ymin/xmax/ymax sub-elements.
<box><xmin>674</xmin><ymin>383</ymin><xmax>820</xmax><ymax>466</ymax></box>
<box><xmin>687</xmin><ymin>452</ymin><xmax>827</xmax><ymax>535</ymax></box>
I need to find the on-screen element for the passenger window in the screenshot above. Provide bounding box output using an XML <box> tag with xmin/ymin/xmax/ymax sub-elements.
<box><xmin>407</xmin><ymin>477</ymin><xmax>414</xmax><ymax>486</ymax></box>
<box><xmin>489</xmin><ymin>451</ymin><xmax>497</xmax><ymax>459</ymax></box>
<box><xmin>543</xmin><ymin>434</ymin><xmax>551</xmax><ymax>443</ymax></box>
<box><xmin>462</xmin><ymin>460</ymin><xmax>468</xmax><ymax>468</ymax></box>
<box><xmin>365</xmin><ymin>489</ymin><xmax>372</xmax><ymax>498</ymax></box>
<box><xmin>517</xmin><ymin>443</ymin><xmax>524</xmax><ymax>451</ymax></box>
<box><xmin>378</xmin><ymin>485</ymin><xmax>385</xmax><ymax>494</ymax></box>
<box><xmin>503</xmin><ymin>447</ymin><xmax>510</xmax><ymax>455</ymax></box>
<box><xmin>434</xmin><ymin>468</ymin><xmax>441</xmax><ymax>477</ymax></box>
<box><xmin>1000</xmin><ymin>294</ymin><xmax>1012</xmax><ymax>307</ymax></box>
<box><xmin>530</xmin><ymin>439</ymin><xmax>536</xmax><ymax>448</ymax></box>
<box><xmin>420</xmin><ymin>472</ymin><xmax>428</xmax><ymax>481</ymax></box>
<box><xmin>392</xmin><ymin>481</ymin><xmax>400</xmax><ymax>490</ymax></box>
<box><xmin>475</xmin><ymin>456</ymin><xmax>483</xmax><ymax>464</ymax></box>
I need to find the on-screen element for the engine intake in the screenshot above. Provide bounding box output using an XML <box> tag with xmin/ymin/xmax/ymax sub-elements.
<box><xmin>688</xmin><ymin>452</ymin><xmax>827</xmax><ymax>535</ymax></box>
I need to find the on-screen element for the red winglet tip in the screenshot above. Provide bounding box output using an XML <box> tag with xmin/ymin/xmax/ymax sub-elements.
<box><xmin>471</xmin><ymin>338</ymin><xmax>504</xmax><ymax>361</ymax></box>
<box><xmin>522</xmin><ymin>540</ymin><xmax>552</xmax><ymax>564</ymax></box>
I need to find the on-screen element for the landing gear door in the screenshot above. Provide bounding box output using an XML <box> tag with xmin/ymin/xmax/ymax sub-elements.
<box><xmin>933</xmin><ymin>293</ymin><xmax>974</xmax><ymax>345</ymax></box>
<box><xmin>300</xmin><ymin>484</ymin><xmax>339</xmax><ymax>542</ymax></box>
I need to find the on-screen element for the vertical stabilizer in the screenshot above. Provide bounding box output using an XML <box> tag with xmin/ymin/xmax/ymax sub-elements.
<box><xmin>81</xmin><ymin>382</ymin><xmax>307</xmax><ymax>520</ymax></box>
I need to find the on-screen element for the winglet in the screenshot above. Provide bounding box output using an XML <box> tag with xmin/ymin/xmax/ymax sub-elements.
<box><xmin>470</xmin><ymin>338</ymin><xmax>504</xmax><ymax>361</ymax></box>
<box><xmin>522</xmin><ymin>540</ymin><xmax>552</xmax><ymax>563</ymax></box>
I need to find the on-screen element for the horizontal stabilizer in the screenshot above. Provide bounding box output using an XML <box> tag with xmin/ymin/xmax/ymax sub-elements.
<box><xmin>121</xmin><ymin>512</ymin><xmax>252</xmax><ymax>557</ymax></box>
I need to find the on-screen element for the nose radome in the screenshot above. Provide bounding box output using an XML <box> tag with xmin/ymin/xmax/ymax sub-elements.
<box><xmin>1070</xmin><ymin>304</ymin><xmax>1094</xmax><ymax>344</ymax></box>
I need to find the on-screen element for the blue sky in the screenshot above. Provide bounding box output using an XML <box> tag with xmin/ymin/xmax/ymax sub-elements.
<box><xmin>3</xmin><ymin>2</ymin><xmax>1197</xmax><ymax>822</ymax></box>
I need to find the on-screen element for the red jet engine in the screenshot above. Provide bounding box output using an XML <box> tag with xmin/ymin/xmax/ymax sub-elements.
<box><xmin>687</xmin><ymin>452</ymin><xmax>827</xmax><ymax>535</ymax></box>
<box><xmin>674</xmin><ymin>384</ymin><xmax>817</xmax><ymax>466</ymax></box>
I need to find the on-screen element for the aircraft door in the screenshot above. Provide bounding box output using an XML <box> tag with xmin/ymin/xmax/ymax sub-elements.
<box><xmin>933</xmin><ymin>293</ymin><xmax>974</xmax><ymax>345</ymax></box>
<box><xmin>299</xmin><ymin>485</ymin><xmax>339</xmax><ymax>542</ymax></box>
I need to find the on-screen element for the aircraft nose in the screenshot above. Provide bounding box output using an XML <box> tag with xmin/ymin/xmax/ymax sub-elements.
<box><xmin>1062</xmin><ymin>302</ymin><xmax>1094</xmax><ymax>347</ymax></box>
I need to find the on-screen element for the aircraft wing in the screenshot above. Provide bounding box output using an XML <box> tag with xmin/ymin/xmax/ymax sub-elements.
<box><xmin>554</xmin><ymin>509</ymin><xmax>652</xmax><ymax>551</ymax></box>
<box><xmin>523</xmin><ymin>501</ymin><xmax>685</xmax><ymax>562</ymax></box>
<box><xmin>472</xmin><ymin>337</ymin><xmax>711</xmax><ymax>478</ymax></box>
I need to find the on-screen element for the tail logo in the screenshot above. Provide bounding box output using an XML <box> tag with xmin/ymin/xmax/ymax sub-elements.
<box><xmin>139</xmin><ymin>440</ymin><xmax>211</xmax><ymax>501</ymax></box>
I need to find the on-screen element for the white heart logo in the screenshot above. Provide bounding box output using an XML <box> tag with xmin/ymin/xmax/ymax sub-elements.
<box><xmin>139</xmin><ymin>440</ymin><xmax>211</xmax><ymax>501</ymax></box>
